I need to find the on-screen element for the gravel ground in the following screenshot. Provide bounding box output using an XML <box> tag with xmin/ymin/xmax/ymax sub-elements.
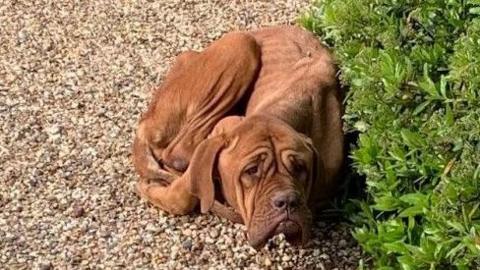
<box><xmin>0</xmin><ymin>1</ymin><xmax>363</xmax><ymax>269</ymax></box>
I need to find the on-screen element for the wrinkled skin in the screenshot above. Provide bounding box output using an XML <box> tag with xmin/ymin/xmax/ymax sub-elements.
<box><xmin>208</xmin><ymin>116</ymin><xmax>317</xmax><ymax>248</ymax></box>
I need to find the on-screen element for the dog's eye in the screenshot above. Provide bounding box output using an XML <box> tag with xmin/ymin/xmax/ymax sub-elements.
<box><xmin>292</xmin><ymin>162</ymin><xmax>305</xmax><ymax>174</ymax></box>
<box><xmin>289</xmin><ymin>156</ymin><xmax>307</xmax><ymax>180</ymax></box>
<box><xmin>242</xmin><ymin>163</ymin><xmax>261</xmax><ymax>188</ymax></box>
<box><xmin>245</xmin><ymin>165</ymin><xmax>259</xmax><ymax>176</ymax></box>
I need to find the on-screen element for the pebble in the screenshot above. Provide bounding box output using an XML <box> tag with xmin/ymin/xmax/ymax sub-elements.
<box><xmin>209</xmin><ymin>228</ymin><xmax>219</xmax><ymax>238</ymax></box>
<box><xmin>183</xmin><ymin>228</ymin><xmax>192</xmax><ymax>236</ymax></box>
<box><xmin>72</xmin><ymin>206</ymin><xmax>85</xmax><ymax>218</ymax></box>
<box><xmin>282</xmin><ymin>255</ymin><xmax>291</xmax><ymax>262</ymax></box>
<box><xmin>182</xmin><ymin>239</ymin><xmax>193</xmax><ymax>251</ymax></box>
<box><xmin>48</xmin><ymin>123</ymin><xmax>60</xmax><ymax>132</ymax></box>
<box><xmin>319</xmin><ymin>253</ymin><xmax>330</xmax><ymax>260</ymax></box>
<box><xmin>39</xmin><ymin>262</ymin><xmax>52</xmax><ymax>270</ymax></box>
<box><xmin>145</xmin><ymin>223</ymin><xmax>158</xmax><ymax>233</ymax></box>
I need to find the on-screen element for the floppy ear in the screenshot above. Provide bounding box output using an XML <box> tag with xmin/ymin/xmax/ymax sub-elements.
<box><xmin>187</xmin><ymin>136</ymin><xmax>226</xmax><ymax>213</ymax></box>
<box><xmin>209</xmin><ymin>116</ymin><xmax>244</xmax><ymax>138</ymax></box>
<box><xmin>308</xmin><ymin>145</ymin><xmax>321</xmax><ymax>202</ymax></box>
<box><xmin>300</xmin><ymin>135</ymin><xmax>322</xmax><ymax>202</ymax></box>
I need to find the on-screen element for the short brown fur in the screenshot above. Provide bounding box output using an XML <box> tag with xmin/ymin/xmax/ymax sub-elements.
<box><xmin>133</xmin><ymin>26</ymin><xmax>344</xmax><ymax>248</ymax></box>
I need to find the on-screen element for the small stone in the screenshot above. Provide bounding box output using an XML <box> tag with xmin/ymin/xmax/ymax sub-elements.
<box><xmin>42</xmin><ymin>39</ymin><xmax>53</xmax><ymax>51</ymax></box>
<box><xmin>264</xmin><ymin>257</ymin><xmax>272</xmax><ymax>266</ymax></box>
<box><xmin>72</xmin><ymin>206</ymin><xmax>85</xmax><ymax>218</ymax></box>
<box><xmin>319</xmin><ymin>253</ymin><xmax>330</xmax><ymax>260</ymax></box>
<box><xmin>46</xmin><ymin>125</ymin><xmax>61</xmax><ymax>135</ymax></box>
<box><xmin>145</xmin><ymin>223</ymin><xmax>157</xmax><ymax>233</ymax></box>
<box><xmin>282</xmin><ymin>255</ymin><xmax>291</xmax><ymax>262</ymax></box>
<box><xmin>39</xmin><ymin>262</ymin><xmax>52</xmax><ymax>270</ymax></box>
<box><xmin>247</xmin><ymin>246</ymin><xmax>257</xmax><ymax>255</ymax></box>
<box><xmin>29</xmin><ymin>179</ymin><xmax>38</xmax><ymax>187</ymax></box>
<box><xmin>338</xmin><ymin>239</ymin><xmax>347</xmax><ymax>247</ymax></box>
<box><xmin>17</xmin><ymin>30</ymin><xmax>28</xmax><ymax>43</ymax></box>
<box><xmin>192</xmin><ymin>241</ymin><xmax>204</xmax><ymax>251</ymax></box>
<box><xmin>205</xmin><ymin>236</ymin><xmax>215</xmax><ymax>244</ymax></box>
<box><xmin>209</xmin><ymin>228</ymin><xmax>219</xmax><ymax>238</ymax></box>
<box><xmin>182</xmin><ymin>239</ymin><xmax>192</xmax><ymax>251</ymax></box>
<box><xmin>265</xmin><ymin>239</ymin><xmax>276</xmax><ymax>250</ymax></box>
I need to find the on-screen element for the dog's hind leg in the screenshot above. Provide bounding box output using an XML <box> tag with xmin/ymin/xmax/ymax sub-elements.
<box><xmin>137</xmin><ymin>176</ymin><xmax>243</xmax><ymax>223</ymax></box>
<box><xmin>136</xmin><ymin>174</ymin><xmax>198</xmax><ymax>215</ymax></box>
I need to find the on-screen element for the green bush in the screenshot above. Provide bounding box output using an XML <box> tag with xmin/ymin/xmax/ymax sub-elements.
<box><xmin>300</xmin><ymin>1</ymin><xmax>480</xmax><ymax>269</ymax></box>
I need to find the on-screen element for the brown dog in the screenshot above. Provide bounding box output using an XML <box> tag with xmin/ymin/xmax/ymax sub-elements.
<box><xmin>132</xmin><ymin>26</ymin><xmax>344</xmax><ymax>248</ymax></box>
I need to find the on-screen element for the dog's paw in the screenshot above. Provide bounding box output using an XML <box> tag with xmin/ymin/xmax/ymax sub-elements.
<box><xmin>136</xmin><ymin>178</ymin><xmax>166</xmax><ymax>200</ymax></box>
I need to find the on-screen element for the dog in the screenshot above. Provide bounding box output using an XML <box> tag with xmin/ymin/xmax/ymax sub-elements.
<box><xmin>132</xmin><ymin>26</ymin><xmax>344</xmax><ymax>248</ymax></box>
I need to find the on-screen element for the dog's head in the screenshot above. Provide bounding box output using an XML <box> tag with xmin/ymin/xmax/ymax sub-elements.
<box><xmin>187</xmin><ymin>115</ymin><xmax>321</xmax><ymax>249</ymax></box>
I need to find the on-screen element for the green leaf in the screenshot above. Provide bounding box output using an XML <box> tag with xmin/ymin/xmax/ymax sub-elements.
<box><xmin>445</xmin><ymin>104</ymin><xmax>454</xmax><ymax>126</ymax></box>
<box><xmin>389</xmin><ymin>145</ymin><xmax>406</xmax><ymax>162</ymax></box>
<box><xmin>399</xmin><ymin>193</ymin><xmax>428</xmax><ymax>206</ymax></box>
<box><xmin>469</xmin><ymin>7</ymin><xmax>480</xmax><ymax>15</ymax></box>
<box><xmin>400</xmin><ymin>129</ymin><xmax>425</xmax><ymax>148</ymax></box>
<box><xmin>468</xmin><ymin>203</ymin><xmax>480</xmax><ymax>221</ymax></box>
<box><xmin>398</xmin><ymin>255</ymin><xmax>415</xmax><ymax>270</ymax></box>
<box><xmin>374</xmin><ymin>195</ymin><xmax>401</xmax><ymax>211</ymax></box>
<box><xmin>446</xmin><ymin>242</ymin><xmax>465</xmax><ymax>258</ymax></box>
<box><xmin>413</xmin><ymin>101</ymin><xmax>431</xmax><ymax>116</ymax></box>
<box><xmin>398</xmin><ymin>205</ymin><xmax>424</xmax><ymax>217</ymax></box>
<box><xmin>419</xmin><ymin>64</ymin><xmax>439</xmax><ymax>97</ymax></box>
<box><xmin>447</xmin><ymin>221</ymin><xmax>466</xmax><ymax>233</ymax></box>
<box><xmin>384</xmin><ymin>241</ymin><xmax>410</xmax><ymax>254</ymax></box>
<box><xmin>439</xmin><ymin>76</ymin><xmax>448</xmax><ymax>98</ymax></box>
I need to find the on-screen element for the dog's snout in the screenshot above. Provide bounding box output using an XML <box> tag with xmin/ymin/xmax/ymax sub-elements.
<box><xmin>272</xmin><ymin>191</ymin><xmax>300</xmax><ymax>211</ymax></box>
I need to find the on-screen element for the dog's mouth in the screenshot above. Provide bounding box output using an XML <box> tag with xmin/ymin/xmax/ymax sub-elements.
<box><xmin>247</xmin><ymin>215</ymin><xmax>306</xmax><ymax>249</ymax></box>
<box><xmin>272</xmin><ymin>219</ymin><xmax>303</xmax><ymax>245</ymax></box>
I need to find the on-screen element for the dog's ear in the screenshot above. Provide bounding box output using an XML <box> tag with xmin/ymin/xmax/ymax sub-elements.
<box><xmin>187</xmin><ymin>136</ymin><xmax>226</xmax><ymax>213</ymax></box>
<box><xmin>299</xmin><ymin>135</ymin><xmax>322</xmax><ymax>202</ymax></box>
<box><xmin>209</xmin><ymin>116</ymin><xmax>244</xmax><ymax>137</ymax></box>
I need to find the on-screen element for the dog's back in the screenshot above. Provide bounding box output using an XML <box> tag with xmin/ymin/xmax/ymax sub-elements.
<box><xmin>247</xmin><ymin>26</ymin><xmax>338</xmax><ymax>133</ymax></box>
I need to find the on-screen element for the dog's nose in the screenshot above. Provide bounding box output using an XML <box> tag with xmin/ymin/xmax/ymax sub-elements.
<box><xmin>272</xmin><ymin>191</ymin><xmax>300</xmax><ymax>211</ymax></box>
